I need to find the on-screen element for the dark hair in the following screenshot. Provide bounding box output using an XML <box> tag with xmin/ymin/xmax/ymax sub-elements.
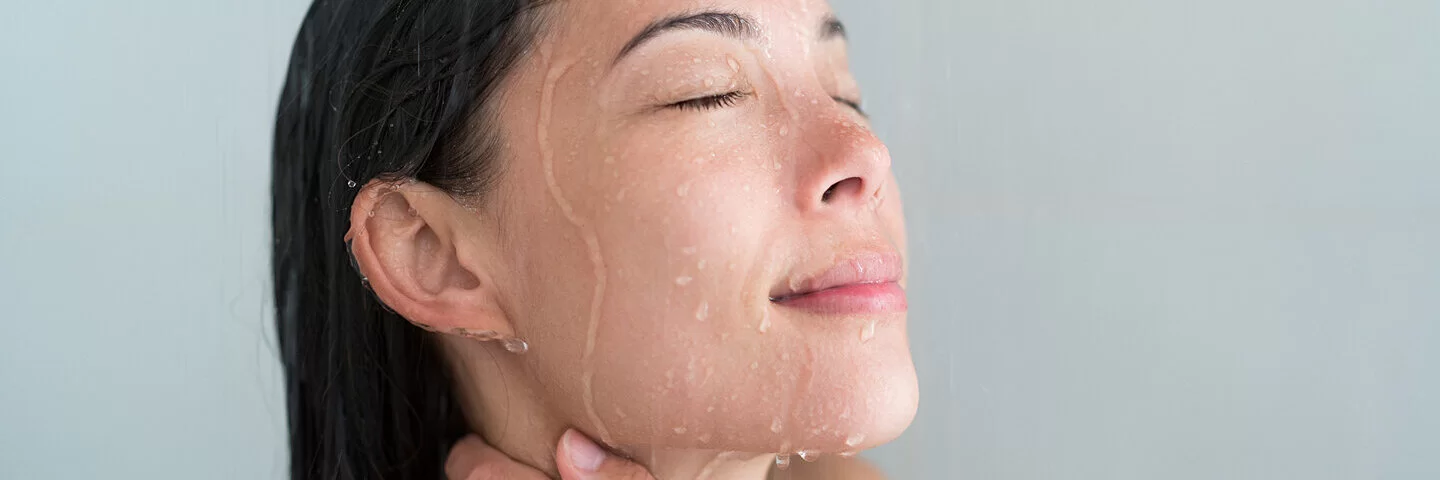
<box><xmin>271</xmin><ymin>0</ymin><xmax>547</xmax><ymax>478</ymax></box>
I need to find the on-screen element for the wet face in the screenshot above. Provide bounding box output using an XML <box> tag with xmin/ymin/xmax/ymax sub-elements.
<box><xmin>487</xmin><ymin>0</ymin><xmax>915</xmax><ymax>455</ymax></box>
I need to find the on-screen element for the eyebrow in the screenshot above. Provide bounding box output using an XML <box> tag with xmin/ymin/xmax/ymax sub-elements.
<box><xmin>615</xmin><ymin>11</ymin><xmax>760</xmax><ymax>64</ymax></box>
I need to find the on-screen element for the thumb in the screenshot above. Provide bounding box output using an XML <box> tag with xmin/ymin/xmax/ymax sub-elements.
<box><xmin>556</xmin><ymin>429</ymin><xmax>655</xmax><ymax>480</ymax></box>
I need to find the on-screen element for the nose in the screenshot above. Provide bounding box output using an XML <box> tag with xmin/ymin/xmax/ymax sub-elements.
<box><xmin>792</xmin><ymin>110</ymin><xmax>892</xmax><ymax>213</ymax></box>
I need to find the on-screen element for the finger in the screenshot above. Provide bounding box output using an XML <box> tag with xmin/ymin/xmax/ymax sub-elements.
<box><xmin>555</xmin><ymin>429</ymin><xmax>656</xmax><ymax>480</ymax></box>
<box><xmin>445</xmin><ymin>434</ymin><xmax>550</xmax><ymax>480</ymax></box>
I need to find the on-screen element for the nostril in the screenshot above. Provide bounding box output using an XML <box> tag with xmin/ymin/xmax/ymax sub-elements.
<box><xmin>820</xmin><ymin>177</ymin><xmax>863</xmax><ymax>203</ymax></box>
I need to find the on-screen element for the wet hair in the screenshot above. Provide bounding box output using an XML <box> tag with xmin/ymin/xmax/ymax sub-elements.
<box><xmin>271</xmin><ymin>0</ymin><xmax>548</xmax><ymax>478</ymax></box>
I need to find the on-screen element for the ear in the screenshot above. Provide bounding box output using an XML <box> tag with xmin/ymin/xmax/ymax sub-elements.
<box><xmin>345</xmin><ymin>179</ymin><xmax>511</xmax><ymax>338</ymax></box>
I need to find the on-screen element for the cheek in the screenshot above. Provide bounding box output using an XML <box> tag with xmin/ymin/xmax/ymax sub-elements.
<box><xmin>514</xmin><ymin>100</ymin><xmax>915</xmax><ymax>452</ymax></box>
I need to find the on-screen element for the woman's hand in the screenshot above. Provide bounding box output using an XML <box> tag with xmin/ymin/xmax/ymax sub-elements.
<box><xmin>446</xmin><ymin>429</ymin><xmax>656</xmax><ymax>480</ymax></box>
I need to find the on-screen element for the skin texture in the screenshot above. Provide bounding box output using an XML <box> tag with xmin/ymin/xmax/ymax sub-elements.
<box><xmin>346</xmin><ymin>0</ymin><xmax>916</xmax><ymax>478</ymax></box>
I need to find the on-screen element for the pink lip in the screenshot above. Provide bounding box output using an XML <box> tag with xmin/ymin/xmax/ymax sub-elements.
<box><xmin>771</xmin><ymin>252</ymin><xmax>907</xmax><ymax>315</ymax></box>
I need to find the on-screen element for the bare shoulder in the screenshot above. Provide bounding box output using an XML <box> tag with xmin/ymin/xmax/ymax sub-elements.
<box><xmin>784</xmin><ymin>456</ymin><xmax>888</xmax><ymax>480</ymax></box>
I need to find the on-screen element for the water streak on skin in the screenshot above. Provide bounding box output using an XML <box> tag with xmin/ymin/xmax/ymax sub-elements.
<box><xmin>535</xmin><ymin>46</ymin><xmax>612</xmax><ymax>444</ymax></box>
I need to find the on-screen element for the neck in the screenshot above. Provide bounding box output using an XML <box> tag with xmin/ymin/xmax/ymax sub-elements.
<box><xmin>440</xmin><ymin>337</ymin><xmax>775</xmax><ymax>479</ymax></box>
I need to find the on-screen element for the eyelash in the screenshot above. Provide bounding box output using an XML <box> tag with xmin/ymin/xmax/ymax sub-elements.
<box><xmin>668</xmin><ymin>91</ymin><xmax>748</xmax><ymax>111</ymax></box>
<box><xmin>666</xmin><ymin>92</ymin><xmax>866</xmax><ymax>116</ymax></box>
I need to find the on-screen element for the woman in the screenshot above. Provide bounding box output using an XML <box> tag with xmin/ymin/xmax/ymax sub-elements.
<box><xmin>272</xmin><ymin>0</ymin><xmax>916</xmax><ymax>478</ymax></box>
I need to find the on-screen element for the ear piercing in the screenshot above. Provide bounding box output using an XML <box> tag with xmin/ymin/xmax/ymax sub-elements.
<box><xmin>453</xmin><ymin>328</ymin><xmax>529</xmax><ymax>354</ymax></box>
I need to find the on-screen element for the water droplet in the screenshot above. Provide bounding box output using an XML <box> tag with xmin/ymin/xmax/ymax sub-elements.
<box><xmin>503</xmin><ymin>338</ymin><xmax>529</xmax><ymax>354</ymax></box>
<box><xmin>346</xmin><ymin>180</ymin><xmax>358</xmax><ymax>188</ymax></box>
<box><xmin>774</xmin><ymin>454</ymin><xmax>791</xmax><ymax>470</ymax></box>
<box><xmin>845</xmin><ymin>433</ymin><xmax>866</xmax><ymax>447</ymax></box>
<box><xmin>758</xmin><ymin>309</ymin><xmax>771</xmax><ymax>333</ymax></box>
<box><xmin>770</xmin><ymin>418</ymin><xmax>783</xmax><ymax>433</ymax></box>
<box><xmin>860</xmin><ymin>320</ymin><xmax>877</xmax><ymax>342</ymax></box>
<box><xmin>676</xmin><ymin>184</ymin><xmax>689</xmax><ymax>197</ymax></box>
<box><xmin>727</xmin><ymin>57</ymin><xmax>740</xmax><ymax>71</ymax></box>
<box><xmin>797</xmin><ymin>450</ymin><xmax>819</xmax><ymax>462</ymax></box>
<box><xmin>673</xmin><ymin>426</ymin><xmax>687</xmax><ymax>434</ymax></box>
<box><xmin>838</xmin><ymin>451</ymin><xmax>858</xmax><ymax>458</ymax></box>
<box><xmin>367</xmin><ymin>210</ymin><xmax>376</xmax><ymax>218</ymax></box>
<box><xmin>695</xmin><ymin>301</ymin><xmax>709</xmax><ymax>321</ymax></box>
<box><xmin>675</xmin><ymin>276</ymin><xmax>693</xmax><ymax>286</ymax></box>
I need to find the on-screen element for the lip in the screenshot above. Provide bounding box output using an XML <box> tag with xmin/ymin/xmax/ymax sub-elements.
<box><xmin>770</xmin><ymin>251</ymin><xmax>907</xmax><ymax>315</ymax></box>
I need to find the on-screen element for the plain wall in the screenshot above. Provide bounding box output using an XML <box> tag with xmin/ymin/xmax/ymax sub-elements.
<box><xmin>2</xmin><ymin>0</ymin><xmax>1436</xmax><ymax>478</ymax></box>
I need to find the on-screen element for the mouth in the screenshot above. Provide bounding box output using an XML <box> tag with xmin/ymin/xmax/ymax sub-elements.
<box><xmin>769</xmin><ymin>251</ymin><xmax>907</xmax><ymax>315</ymax></box>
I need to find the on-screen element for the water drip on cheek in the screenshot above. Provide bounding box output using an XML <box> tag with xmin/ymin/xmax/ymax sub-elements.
<box><xmin>860</xmin><ymin>319</ymin><xmax>877</xmax><ymax>342</ymax></box>
<box><xmin>845</xmin><ymin>432</ymin><xmax>866</xmax><ymax>447</ymax></box>
<box><xmin>534</xmin><ymin>50</ymin><xmax>612</xmax><ymax>443</ymax></box>
<box><xmin>774</xmin><ymin>453</ymin><xmax>791</xmax><ymax>470</ymax></box>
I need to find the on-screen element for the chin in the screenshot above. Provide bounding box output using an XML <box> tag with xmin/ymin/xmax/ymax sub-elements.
<box><xmin>779</xmin><ymin>344</ymin><xmax>919</xmax><ymax>453</ymax></box>
<box><xmin>582</xmin><ymin>307</ymin><xmax>918</xmax><ymax>455</ymax></box>
<box><xmin>702</xmin><ymin>322</ymin><xmax>920</xmax><ymax>454</ymax></box>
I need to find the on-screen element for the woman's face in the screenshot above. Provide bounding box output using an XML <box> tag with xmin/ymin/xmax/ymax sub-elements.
<box><xmin>487</xmin><ymin>0</ymin><xmax>915</xmax><ymax>454</ymax></box>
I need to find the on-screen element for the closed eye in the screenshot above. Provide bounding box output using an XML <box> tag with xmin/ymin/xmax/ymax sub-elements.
<box><xmin>667</xmin><ymin>91</ymin><xmax>749</xmax><ymax>111</ymax></box>
<box><xmin>835</xmin><ymin>96</ymin><xmax>866</xmax><ymax>117</ymax></box>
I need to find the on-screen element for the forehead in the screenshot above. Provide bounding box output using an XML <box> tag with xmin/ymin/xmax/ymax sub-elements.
<box><xmin>540</xmin><ymin>0</ymin><xmax>836</xmax><ymax>56</ymax></box>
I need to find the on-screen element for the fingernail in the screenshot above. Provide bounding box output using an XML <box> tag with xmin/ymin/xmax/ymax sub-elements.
<box><xmin>564</xmin><ymin>429</ymin><xmax>605</xmax><ymax>472</ymax></box>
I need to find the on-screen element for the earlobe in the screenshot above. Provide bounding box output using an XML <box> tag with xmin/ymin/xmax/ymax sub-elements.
<box><xmin>345</xmin><ymin>179</ymin><xmax>514</xmax><ymax>340</ymax></box>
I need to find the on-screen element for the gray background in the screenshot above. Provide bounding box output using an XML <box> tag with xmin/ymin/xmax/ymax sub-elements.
<box><xmin>1</xmin><ymin>0</ymin><xmax>1436</xmax><ymax>478</ymax></box>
